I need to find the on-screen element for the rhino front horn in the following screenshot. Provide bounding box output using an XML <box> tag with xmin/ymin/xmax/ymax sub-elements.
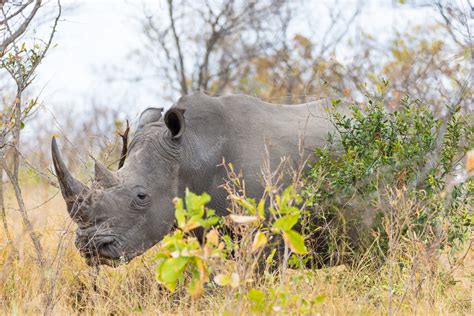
<box><xmin>94</xmin><ymin>160</ymin><xmax>119</xmax><ymax>188</ymax></box>
<box><xmin>51</xmin><ymin>137</ymin><xmax>90</xmax><ymax>220</ymax></box>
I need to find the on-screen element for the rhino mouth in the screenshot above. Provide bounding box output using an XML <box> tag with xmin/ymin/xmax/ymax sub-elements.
<box><xmin>83</xmin><ymin>242</ymin><xmax>130</xmax><ymax>267</ymax></box>
<box><xmin>76</xmin><ymin>232</ymin><xmax>130</xmax><ymax>267</ymax></box>
<box><xmin>85</xmin><ymin>255</ymin><xmax>127</xmax><ymax>267</ymax></box>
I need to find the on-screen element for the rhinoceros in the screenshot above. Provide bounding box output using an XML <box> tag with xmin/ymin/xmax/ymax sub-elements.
<box><xmin>52</xmin><ymin>93</ymin><xmax>335</xmax><ymax>266</ymax></box>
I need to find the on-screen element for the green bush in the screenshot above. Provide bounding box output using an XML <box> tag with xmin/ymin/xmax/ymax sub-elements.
<box><xmin>152</xmin><ymin>185</ymin><xmax>309</xmax><ymax>300</ymax></box>
<box><xmin>304</xmin><ymin>96</ymin><xmax>473</xmax><ymax>263</ymax></box>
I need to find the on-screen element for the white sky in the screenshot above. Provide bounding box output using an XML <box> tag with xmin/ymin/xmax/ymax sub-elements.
<box><xmin>35</xmin><ymin>0</ymin><xmax>155</xmax><ymax>117</ymax></box>
<box><xmin>26</xmin><ymin>0</ymin><xmax>439</xmax><ymax>121</ymax></box>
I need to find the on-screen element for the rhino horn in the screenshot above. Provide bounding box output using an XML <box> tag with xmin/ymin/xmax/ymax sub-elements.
<box><xmin>94</xmin><ymin>160</ymin><xmax>119</xmax><ymax>188</ymax></box>
<box><xmin>51</xmin><ymin>137</ymin><xmax>90</xmax><ymax>220</ymax></box>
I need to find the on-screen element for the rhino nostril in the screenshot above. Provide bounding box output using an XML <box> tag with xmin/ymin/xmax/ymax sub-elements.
<box><xmin>98</xmin><ymin>240</ymin><xmax>119</xmax><ymax>259</ymax></box>
<box><xmin>77</xmin><ymin>235</ymin><xmax>113</xmax><ymax>255</ymax></box>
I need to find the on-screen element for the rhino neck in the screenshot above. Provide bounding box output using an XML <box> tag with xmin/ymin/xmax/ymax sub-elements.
<box><xmin>177</xmin><ymin>123</ymin><xmax>229</xmax><ymax>201</ymax></box>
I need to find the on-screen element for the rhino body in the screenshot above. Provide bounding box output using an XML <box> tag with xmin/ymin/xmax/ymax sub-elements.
<box><xmin>52</xmin><ymin>93</ymin><xmax>335</xmax><ymax>265</ymax></box>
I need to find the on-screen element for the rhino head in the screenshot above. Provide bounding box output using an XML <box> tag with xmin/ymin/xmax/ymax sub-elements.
<box><xmin>52</xmin><ymin>107</ymin><xmax>187</xmax><ymax>266</ymax></box>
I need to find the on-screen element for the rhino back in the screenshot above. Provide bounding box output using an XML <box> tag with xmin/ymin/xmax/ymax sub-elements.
<box><xmin>174</xmin><ymin>93</ymin><xmax>335</xmax><ymax>206</ymax></box>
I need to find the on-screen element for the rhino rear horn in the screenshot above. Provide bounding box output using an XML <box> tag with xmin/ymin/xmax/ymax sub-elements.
<box><xmin>51</xmin><ymin>137</ymin><xmax>90</xmax><ymax>220</ymax></box>
<box><xmin>94</xmin><ymin>160</ymin><xmax>119</xmax><ymax>188</ymax></box>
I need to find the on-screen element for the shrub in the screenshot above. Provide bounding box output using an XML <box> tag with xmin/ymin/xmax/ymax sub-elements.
<box><xmin>152</xmin><ymin>182</ymin><xmax>309</xmax><ymax>303</ymax></box>
<box><xmin>304</xmin><ymin>96</ymin><xmax>473</xmax><ymax>264</ymax></box>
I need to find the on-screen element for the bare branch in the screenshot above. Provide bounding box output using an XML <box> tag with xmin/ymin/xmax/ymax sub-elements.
<box><xmin>24</xmin><ymin>0</ymin><xmax>61</xmax><ymax>88</ymax></box>
<box><xmin>0</xmin><ymin>0</ymin><xmax>33</xmax><ymax>25</ymax></box>
<box><xmin>2</xmin><ymin>159</ymin><xmax>44</xmax><ymax>265</ymax></box>
<box><xmin>435</xmin><ymin>1</ymin><xmax>465</xmax><ymax>47</ymax></box>
<box><xmin>0</xmin><ymin>0</ymin><xmax>42</xmax><ymax>55</ymax></box>
<box><xmin>167</xmin><ymin>0</ymin><xmax>188</xmax><ymax>94</ymax></box>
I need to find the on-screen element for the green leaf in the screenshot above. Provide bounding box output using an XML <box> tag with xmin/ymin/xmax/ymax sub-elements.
<box><xmin>312</xmin><ymin>294</ymin><xmax>325</xmax><ymax>305</ymax></box>
<box><xmin>157</xmin><ymin>257</ymin><xmax>189</xmax><ymax>292</ymax></box>
<box><xmin>283</xmin><ymin>230</ymin><xmax>307</xmax><ymax>255</ymax></box>
<box><xmin>272</xmin><ymin>213</ymin><xmax>299</xmax><ymax>232</ymax></box>
<box><xmin>200</xmin><ymin>214</ymin><xmax>219</xmax><ymax>229</ymax></box>
<box><xmin>214</xmin><ymin>274</ymin><xmax>232</xmax><ymax>286</ymax></box>
<box><xmin>251</xmin><ymin>231</ymin><xmax>268</xmax><ymax>252</ymax></box>
<box><xmin>265</xmin><ymin>248</ymin><xmax>277</xmax><ymax>265</ymax></box>
<box><xmin>174</xmin><ymin>200</ymin><xmax>186</xmax><ymax>228</ymax></box>
<box><xmin>257</xmin><ymin>198</ymin><xmax>265</xmax><ymax>218</ymax></box>
<box><xmin>185</xmin><ymin>189</ymin><xmax>211</xmax><ymax>217</ymax></box>
<box><xmin>282</xmin><ymin>185</ymin><xmax>294</xmax><ymax>201</ymax></box>
<box><xmin>247</xmin><ymin>288</ymin><xmax>265</xmax><ymax>304</ymax></box>
<box><xmin>237</xmin><ymin>198</ymin><xmax>256</xmax><ymax>214</ymax></box>
<box><xmin>183</xmin><ymin>217</ymin><xmax>201</xmax><ymax>232</ymax></box>
<box><xmin>331</xmin><ymin>99</ymin><xmax>341</xmax><ymax>107</ymax></box>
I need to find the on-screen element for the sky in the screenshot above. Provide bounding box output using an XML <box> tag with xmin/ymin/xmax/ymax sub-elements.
<box><xmin>35</xmin><ymin>0</ymin><xmax>155</xmax><ymax>117</ymax></box>
<box><xmin>21</xmin><ymin>0</ymin><xmax>441</xmax><ymax>124</ymax></box>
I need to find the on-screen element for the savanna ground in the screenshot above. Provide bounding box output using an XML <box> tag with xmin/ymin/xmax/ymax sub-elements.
<box><xmin>0</xmin><ymin>146</ymin><xmax>472</xmax><ymax>315</ymax></box>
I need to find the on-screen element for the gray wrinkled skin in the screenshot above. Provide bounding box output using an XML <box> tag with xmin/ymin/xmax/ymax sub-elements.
<box><xmin>52</xmin><ymin>93</ymin><xmax>335</xmax><ymax>266</ymax></box>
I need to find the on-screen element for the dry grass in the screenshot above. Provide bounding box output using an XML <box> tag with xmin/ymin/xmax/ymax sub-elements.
<box><xmin>0</xmin><ymin>181</ymin><xmax>472</xmax><ymax>315</ymax></box>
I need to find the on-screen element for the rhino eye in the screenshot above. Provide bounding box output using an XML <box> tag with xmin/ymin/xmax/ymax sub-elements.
<box><xmin>130</xmin><ymin>189</ymin><xmax>151</xmax><ymax>210</ymax></box>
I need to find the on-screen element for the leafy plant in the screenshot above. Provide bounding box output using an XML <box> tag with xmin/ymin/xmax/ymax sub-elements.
<box><xmin>246</xmin><ymin>284</ymin><xmax>325</xmax><ymax>313</ymax></box>
<box><xmin>304</xmin><ymin>95</ymin><xmax>473</xmax><ymax>262</ymax></box>
<box><xmin>153</xmin><ymin>189</ymin><xmax>222</xmax><ymax>298</ymax></box>
<box><xmin>153</xmin><ymin>183</ymin><xmax>310</xmax><ymax>300</ymax></box>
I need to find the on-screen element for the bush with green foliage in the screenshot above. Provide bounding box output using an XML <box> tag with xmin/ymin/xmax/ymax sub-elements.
<box><xmin>152</xmin><ymin>184</ymin><xmax>309</xmax><ymax>302</ymax></box>
<box><xmin>304</xmin><ymin>96</ymin><xmax>473</xmax><ymax>263</ymax></box>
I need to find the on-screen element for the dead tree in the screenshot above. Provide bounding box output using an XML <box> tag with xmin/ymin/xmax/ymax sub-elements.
<box><xmin>0</xmin><ymin>0</ymin><xmax>61</xmax><ymax>266</ymax></box>
<box><xmin>136</xmin><ymin>0</ymin><xmax>289</xmax><ymax>98</ymax></box>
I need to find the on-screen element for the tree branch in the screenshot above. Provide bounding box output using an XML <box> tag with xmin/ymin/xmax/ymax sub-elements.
<box><xmin>167</xmin><ymin>0</ymin><xmax>188</xmax><ymax>94</ymax></box>
<box><xmin>0</xmin><ymin>0</ymin><xmax>42</xmax><ymax>55</ymax></box>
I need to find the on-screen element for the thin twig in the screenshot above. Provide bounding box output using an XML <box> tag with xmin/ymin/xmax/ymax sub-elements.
<box><xmin>0</xmin><ymin>0</ymin><xmax>42</xmax><ymax>55</ymax></box>
<box><xmin>118</xmin><ymin>119</ymin><xmax>129</xmax><ymax>169</ymax></box>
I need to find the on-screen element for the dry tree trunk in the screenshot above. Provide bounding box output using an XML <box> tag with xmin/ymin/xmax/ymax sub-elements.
<box><xmin>4</xmin><ymin>91</ymin><xmax>45</xmax><ymax>266</ymax></box>
<box><xmin>0</xmin><ymin>148</ymin><xmax>13</xmax><ymax>245</ymax></box>
<box><xmin>1</xmin><ymin>1</ymin><xmax>62</xmax><ymax>314</ymax></box>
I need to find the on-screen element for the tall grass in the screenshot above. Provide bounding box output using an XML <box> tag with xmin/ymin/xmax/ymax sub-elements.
<box><xmin>0</xmin><ymin>177</ymin><xmax>471</xmax><ymax>315</ymax></box>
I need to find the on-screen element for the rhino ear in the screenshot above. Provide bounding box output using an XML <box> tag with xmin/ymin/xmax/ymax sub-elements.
<box><xmin>164</xmin><ymin>107</ymin><xmax>185</xmax><ymax>139</ymax></box>
<box><xmin>137</xmin><ymin>107</ymin><xmax>164</xmax><ymax>130</ymax></box>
